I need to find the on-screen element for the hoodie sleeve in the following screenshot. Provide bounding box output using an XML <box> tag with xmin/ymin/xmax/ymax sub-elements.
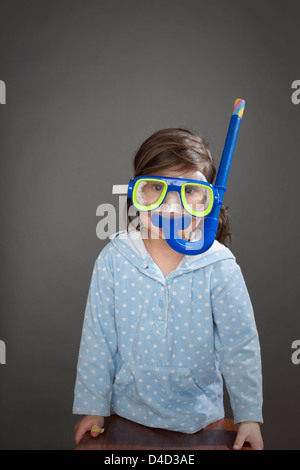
<box><xmin>210</xmin><ymin>258</ymin><xmax>263</xmax><ymax>424</ymax></box>
<box><xmin>72</xmin><ymin>247</ymin><xmax>117</xmax><ymax>416</ymax></box>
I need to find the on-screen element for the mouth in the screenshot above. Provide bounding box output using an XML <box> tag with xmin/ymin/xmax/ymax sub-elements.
<box><xmin>156</xmin><ymin>213</ymin><xmax>183</xmax><ymax>232</ymax></box>
<box><xmin>152</xmin><ymin>212</ymin><xmax>192</xmax><ymax>235</ymax></box>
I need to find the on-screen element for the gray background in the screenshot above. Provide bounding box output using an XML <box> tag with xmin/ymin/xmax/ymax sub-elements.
<box><xmin>0</xmin><ymin>0</ymin><xmax>299</xmax><ymax>450</ymax></box>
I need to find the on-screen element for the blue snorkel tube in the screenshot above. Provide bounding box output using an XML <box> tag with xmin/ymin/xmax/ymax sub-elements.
<box><xmin>151</xmin><ymin>99</ymin><xmax>246</xmax><ymax>255</ymax></box>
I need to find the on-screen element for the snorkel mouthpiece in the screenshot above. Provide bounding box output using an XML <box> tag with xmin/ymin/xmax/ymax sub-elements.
<box><xmin>151</xmin><ymin>214</ymin><xmax>220</xmax><ymax>255</ymax></box>
<box><xmin>152</xmin><ymin>99</ymin><xmax>246</xmax><ymax>255</ymax></box>
<box><xmin>151</xmin><ymin>213</ymin><xmax>192</xmax><ymax>240</ymax></box>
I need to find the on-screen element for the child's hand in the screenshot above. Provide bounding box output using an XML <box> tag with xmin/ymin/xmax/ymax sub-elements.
<box><xmin>74</xmin><ymin>415</ymin><xmax>105</xmax><ymax>445</ymax></box>
<box><xmin>233</xmin><ymin>421</ymin><xmax>263</xmax><ymax>450</ymax></box>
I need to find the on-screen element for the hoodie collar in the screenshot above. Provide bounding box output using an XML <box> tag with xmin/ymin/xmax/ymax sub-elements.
<box><xmin>109</xmin><ymin>228</ymin><xmax>235</xmax><ymax>280</ymax></box>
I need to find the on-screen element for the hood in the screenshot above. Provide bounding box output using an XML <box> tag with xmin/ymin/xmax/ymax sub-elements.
<box><xmin>108</xmin><ymin>229</ymin><xmax>235</xmax><ymax>274</ymax></box>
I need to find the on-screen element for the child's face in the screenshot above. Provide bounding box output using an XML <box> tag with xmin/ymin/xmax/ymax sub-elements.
<box><xmin>138</xmin><ymin>167</ymin><xmax>206</xmax><ymax>240</ymax></box>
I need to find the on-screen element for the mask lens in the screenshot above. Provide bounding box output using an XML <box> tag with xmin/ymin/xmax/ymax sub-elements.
<box><xmin>133</xmin><ymin>178</ymin><xmax>167</xmax><ymax>210</ymax></box>
<box><xmin>182</xmin><ymin>183</ymin><xmax>213</xmax><ymax>217</ymax></box>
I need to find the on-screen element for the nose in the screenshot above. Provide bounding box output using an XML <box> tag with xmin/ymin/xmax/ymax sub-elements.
<box><xmin>160</xmin><ymin>191</ymin><xmax>182</xmax><ymax>214</ymax></box>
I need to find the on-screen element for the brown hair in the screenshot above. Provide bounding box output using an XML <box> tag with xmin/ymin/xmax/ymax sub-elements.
<box><xmin>127</xmin><ymin>128</ymin><xmax>232</xmax><ymax>248</ymax></box>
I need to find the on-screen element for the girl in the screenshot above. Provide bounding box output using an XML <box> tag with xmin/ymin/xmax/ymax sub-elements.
<box><xmin>73</xmin><ymin>128</ymin><xmax>263</xmax><ymax>450</ymax></box>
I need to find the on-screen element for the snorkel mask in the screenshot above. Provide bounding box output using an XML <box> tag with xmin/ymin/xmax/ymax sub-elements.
<box><xmin>127</xmin><ymin>99</ymin><xmax>245</xmax><ymax>255</ymax></box>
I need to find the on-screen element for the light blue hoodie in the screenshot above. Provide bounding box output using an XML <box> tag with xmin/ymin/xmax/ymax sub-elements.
<box><xmin>73</xmin><ymin>229</ymin><xmax>263</xmax><ymax>433</ymax></box>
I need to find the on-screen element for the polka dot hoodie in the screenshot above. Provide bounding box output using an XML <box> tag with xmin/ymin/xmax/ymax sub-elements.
<box><xmin>73</xmin><ymin>229</ymin><xmax>263</xmax><ymax>433</ymax></box>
